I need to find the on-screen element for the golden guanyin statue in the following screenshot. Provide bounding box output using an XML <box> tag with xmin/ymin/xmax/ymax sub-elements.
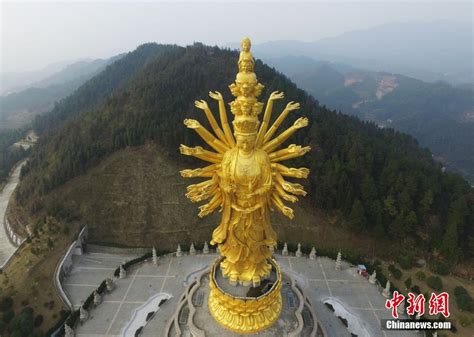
<box><xmin>180</xmin><ymin>37</ymin><xmax>310</xmax><ymax>333</ymax></box>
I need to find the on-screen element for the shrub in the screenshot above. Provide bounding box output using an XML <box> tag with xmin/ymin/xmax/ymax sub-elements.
<box><xmin>11</xmin><ymin>330</ymin><xmax>22</xmax><ymax>337</ymax></box>
<box><xmin>429</xmin><ymin>261</ymin><xmax>450</xmax><ymax>275</ymax></box>
<box><xmin>454</xmin><ymin>286</ymin><xmax>473</xmax><ymax>312</ymax></box>
<box><xmin>20</xmin><ymin>307</ymin><xmax>33</xmax><ymax>316</ymax></box>
<box><xmin>426</xmin><ymin>276</ymin><xmax>443</xmax><ymax>291</ymax></box>
<box><xmin>19</xmin><ymin>313</ymin><xmax>34</xmax><ymax>335</ymax></box>
<box><xmin>454</xmin><ymin>286</ymin><xmax>468</xmax><ymax>297</ymax></box>
<box><xmin>34</xmin><ymin>314</ymin><xmax>43</xmax><ymax>327</ymax></box>
<box><xmin>411</xmin><ymin>285</ymin><xmax>421</xmax><ymax>294</ymax></box>
<box><xmin>404</xmin><ymin>277</ymin><xmax>412</xmax><ymax>289</ymax></box>
<box><xmin>415</xmin><ymin>271</ymin><xmax>426</xmax><ymax>281</ymax></box>
<box><xmin>3</xmin><ymin>309</ymin><xmax>14</xmax><ymax>323</ymax></box>
<box><xmin>459</xmin><ymin>314</ymin><xmax>472</xmax><ymax>327</ymax></box>
<box><xmin>388</xmin><ymin>264</ymin><xmax>402</xmax><ymax>279</ymax></box>
<box><xmin>398</xmin><ymin>256</ymin><xmax>414</xmax><ymax>270</ymax></box>
<box><xmin>0</xmin><ymin>297</ymin><xmax>13</xmax><ymax>312</ymax></box>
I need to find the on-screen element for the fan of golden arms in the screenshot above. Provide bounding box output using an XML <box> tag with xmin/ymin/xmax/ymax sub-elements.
<box><xmin>180</xmin><ymin>37</ymin><xmax>310</xmax><ymax>333</ymax></box>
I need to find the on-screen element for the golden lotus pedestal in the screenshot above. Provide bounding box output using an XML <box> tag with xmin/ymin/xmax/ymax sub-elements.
<box><xmin>208</xmin><ymin>257</ymin><xmax>282</xmax><ymax>334</ymax></box>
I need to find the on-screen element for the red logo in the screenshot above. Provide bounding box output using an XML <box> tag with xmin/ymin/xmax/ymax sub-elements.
<box><xmin>386</xmin><ymin>291</ymin><xmax>451</xmax><ymax>318</ymax></box>
<box><xmin>385</xmin><ymin>291</ymin><xmax>405</xmax><ymax>318</ymax></box>
<box><xmin>429</xmin><ymin>292</ymin><xmax>450</xmax><ymax>318</ymax></box>
<box><xmin>406</xmin><ymin>293</ymin><xmax>426</xmax><ymax>316</ymax></box>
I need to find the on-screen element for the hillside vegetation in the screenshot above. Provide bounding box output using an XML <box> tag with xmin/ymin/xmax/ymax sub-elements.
<box><xmin>267</xmin><ymin>56</ymin><xmax>474</xmax><ymax>183</ymax></box>
<box><xmin>14</xmin><ymin>43</ymin><xmax>474</xmax><ymax>265</ymax></box>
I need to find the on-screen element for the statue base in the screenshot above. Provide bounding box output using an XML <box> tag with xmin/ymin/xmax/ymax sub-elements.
<box><xmin>208</xmin><ymin>257</ymin><xmax>282</xmax><ymax>334</ymax></box>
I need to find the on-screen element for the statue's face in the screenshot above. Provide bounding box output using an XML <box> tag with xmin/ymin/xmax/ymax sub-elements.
<box><xmin>241</xmin><ymin>101</ymin><xmax>252</xmax><ymax>115</ymax></box>
<box><xmin>236</xmin><ymin>78</ymin><xmax>256</xmax><ymax>97</ymax></box>
<box><xmin>241</xmin><ymin>39</ymin><xmax>251</xmax><ymax>52</ymax></box>
<box><xmin>241</xmin><ymin>59</ymin><xmax>253</xmax><ymax>72</ymax></box>
<box><xmin>236</xmin><ymin>134</ymin><xmax>256</xmax><ymax>153</ymax></box>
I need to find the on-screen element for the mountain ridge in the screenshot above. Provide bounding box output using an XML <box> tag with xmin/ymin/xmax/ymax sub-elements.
<box><xmin>12</xmin><ymin>43</ymin><xmax>474</xmax><ymax>264</ymax></box>
<box><xmin>264</xmin><ymin>55</ymin><xmax>474</xmax><ymax>183</ymax></box>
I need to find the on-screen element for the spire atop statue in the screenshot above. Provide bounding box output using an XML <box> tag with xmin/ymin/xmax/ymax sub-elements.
<box><xmin>238</xmin><ymin>37</ymin><xmax>255</xmax><ymax>73</ymax></box>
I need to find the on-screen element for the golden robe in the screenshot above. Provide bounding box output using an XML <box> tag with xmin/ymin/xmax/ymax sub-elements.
<box><xmin>211</xmin><ymin>147</ymin><xmax>277</xmax><ymax>284</ymax></box>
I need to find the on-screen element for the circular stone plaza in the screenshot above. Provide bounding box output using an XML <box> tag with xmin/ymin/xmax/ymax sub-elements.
<box><xmin>56</xmin><ymin>237</ymin><xmax>421</xmax><ymax>337</ymax></box>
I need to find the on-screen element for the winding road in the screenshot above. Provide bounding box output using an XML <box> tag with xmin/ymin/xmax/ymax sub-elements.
<box><xmin>0</xmin><ymin>160</ymin><xmax>26</xmax><ymax>266</ymax></box>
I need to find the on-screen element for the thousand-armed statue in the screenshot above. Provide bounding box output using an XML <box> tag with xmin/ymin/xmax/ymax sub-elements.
<box><xmin>180</xmin><ymin>37</ymin><xmax>310</xmax><ymax>333</ymax></box>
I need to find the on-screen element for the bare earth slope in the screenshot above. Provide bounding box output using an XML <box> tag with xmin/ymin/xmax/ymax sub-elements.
<box><xmin>38</xmin><ymin>143</ymin><xmax>390</xmax><ymax>258</ymax></box>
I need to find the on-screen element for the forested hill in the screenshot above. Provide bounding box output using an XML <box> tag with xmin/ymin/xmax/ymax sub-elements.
<box><xmin>16</xmin><ymin>43</ymin><xmax>473</xmax><ymax>263</ymax></box>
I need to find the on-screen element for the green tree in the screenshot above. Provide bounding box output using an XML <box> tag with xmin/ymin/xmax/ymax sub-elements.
<box><xmin>441</xmin><ymin>220</ymin><xmax>461</xmax><ymax>263</ymax></box>
<box><xmin>384</xmin><ymin>195</ymin><xmax>397</xmax><ymax>217</ymax></box>
<box><xmin>349</xmin><ymin>199</ymin><xmax>366</xmax><ymax>228</ymax></box>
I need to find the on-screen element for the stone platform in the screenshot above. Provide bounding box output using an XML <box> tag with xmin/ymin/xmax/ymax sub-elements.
<box><xmin>165</xmin><ymin>269</ymin><xmax>318</xmax><ymax>336</ymax></box>
<box><xmin>63</xmin><ymin>249</ymin><xmax>420</xmax><ymax>337</ymax></box>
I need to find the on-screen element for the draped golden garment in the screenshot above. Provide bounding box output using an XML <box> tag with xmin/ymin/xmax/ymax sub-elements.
<box><xmin>211</xmin><ymin>147</ymin><xmax>277</xmax><ymax>284</ymax></box>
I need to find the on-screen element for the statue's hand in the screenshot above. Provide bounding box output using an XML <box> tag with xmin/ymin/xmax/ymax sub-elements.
<box><xmin>198</xmin><ymin>205</ymin><xmax>211</xmax><ymax>218</ymax></box>
<box><xmin>179</xmin><ymin>145</ymin><xmax>204</xmax><ymax>155</ymax></box>
<box><xmin>282</xmin><ymin>206</ymin><xmax>294</xmax><ymax>219</ymax></box>
<box><xmin>194</xmin><ymin>99</ymin><xmax>209</xmax><ymax>111</ymax></box>
<box><xmin>209</xmin><ymin>91</ymin><xmax>223</xmax><ymax>101</ymax></box>
<box><xmin>269</xmin><ymin>91</ymin><xmax>284</xmax><ymax>101</ymax></box>
<box><xmin>289</xmin><ymin>168</ymin><xmax>310</xmax><ymax>179</ymax></box>
<box><xmin>180</xmin><ymin>168</ymin><xmax>202</xmax><ymax>177</ymax></box>
<box><xmin>282</xmin><ymin>194</ymin><xmax>298</xmax><ymax>203</ymax></box>
<box><xmin>184</xmin><ymin>119</ymin><xmax>201</xmax><ymax>129</ymax></box>
<box><xmin>179</xmin><ymin>144</ymin><xmax>193</xmax><ymax>155</ymax></box>
<box><xmin>300</xmin><ymin>146</ymin><xmax>311</xmax><ymax>155</ymax></box>
<box><xmin>287</xmin><ymin>144</ymin><xmax>301</xmax><ymax>153</ymax></box>
<box><xmin>293</xmin><ymin>117</ymin><xmax>309</xmax><ymax>129</ymax></box>
<box><xmin>285</xmin><ymin>101</ymin><xmax>300</xmax><ymax>112</ymax></box>
<box><xmin>249</xmin><ymin>188</ymin><xmax>264</xmax><ymax>198</ymax></box>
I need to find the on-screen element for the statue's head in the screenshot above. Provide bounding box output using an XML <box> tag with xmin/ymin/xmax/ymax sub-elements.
<box><xmin>235</xmin><ymin>133</ymin><xmax>257</xmax><ymax>153</ymax></box>
<box><xmin>241</xmin><ymin>37</ymin><xmax>251</xmax><ymax>52</ymax></box>
<box><xmin>236</xmin><ymin>72</ymin><xmax>257</xmax><ymax>97</ymax></box>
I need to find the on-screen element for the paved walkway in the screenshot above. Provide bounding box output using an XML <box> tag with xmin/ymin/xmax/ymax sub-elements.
<box><xmin>0</xmin><ymin>161</ymin><xmax>25</xmax><ymax>266</ymax></box>
<box><xmin>65</xmin><ymin>251</ymin><xmax>421</xmax><ymax>337</ymax></box>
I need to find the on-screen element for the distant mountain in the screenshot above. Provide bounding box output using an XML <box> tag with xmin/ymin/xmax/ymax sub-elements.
<box><xmin>0</xmin><ymin>56</ymin><xmax>121</xmax><ymax>130</ymax></box>
<box><xmin>13</xmin><ymin>43</ymin><xmax>472</xmax><ymax>266</ymax></box>
<box><xmin>0</xmin><ymin>60</ymin><xmax>75</xmax><ymax>95</ymax></box>
<box><xmin>265</xmin><ymin>55</ymin><xmax>474</xmax><ymax>183</ymax></box>
<box><xmin>247</xmin><ymin>21</ymin><xmax>473</xmax><ymax>85</ymax></box>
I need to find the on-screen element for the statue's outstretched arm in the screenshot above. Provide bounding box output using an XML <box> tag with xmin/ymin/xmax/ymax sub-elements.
<box><xmin>187</xmin><ymin>175</ymin><xmax>218</xmax><ymax>192</ymax></box>
<box><xmin>256</xmin><ymin>91</ymin><xmax>284</xmax><ymax>147</ymax></box>
<box><xmin>198</xmin><ymin>193</ymin><xmax>223</xmax><ymax>218</ymax></box>
<box><xmin>186</xmin><ymin>183</ymin><xmax>219</xmax><ymax>203</ymax></box>
<box><xmin>273</xmin><ymin>171</ymin><xmax>307</xmax><ymax>196</ymax></box>
<box><xmin>184</xmin><ymin>119</ymin><xmax>228</xmax><ymax>154</ymax></box>
<box><xmin>264</xmin><ymin>101</ymin><xmax>300</xmax><ymax>143</ymax></box>
<box><xmin>271</xmin><ymin>194</ymin><xmax>294</xmax><ymax>219</ymax></box>
<box><xmin>262</xmin><ymin>117</ymin><xmax>309</xmax><ymax>153</ymax></box>
<box><xmin>186</xmin><ymin>175</ymin><xmax>219</xmax><ymax>202</ymax></box>
<box><xmin>272</xmin><ymin>163</ymin><xmax>309</xmax><ymax>179</ymax></box>
<box><xmin>194</xmin><ymin>100</ymin><xmax>229</xmax><ymax>146</ymax></box>
<box><xmin>180</xmin><ymin>164</ymin><xmax>220</xmax><ymax>178</ymax></box>
<box><xmin>269</xmin><ymin>144</ymin><xmax>311</xmax><ymax>162</ymax></box>
<box><xmin>209</xmin><ymin>91</ymin><xmax>235</xmax><ymax>147</ymax></box>
<box><xmin>180</xmin><ymin>145</ymin><xmax>223</xmax><ymax>164</ymax></box>
<box><xmin>274</xmin><ymin>183</ymin><xmax>298</xmax><ymax>203</ymax></box>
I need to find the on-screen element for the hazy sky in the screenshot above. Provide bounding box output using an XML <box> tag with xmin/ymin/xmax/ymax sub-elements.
<box><xmin>1</xmin><ymin>1</ymin><xmax>472</xmax><ymax>73</ymax></box>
